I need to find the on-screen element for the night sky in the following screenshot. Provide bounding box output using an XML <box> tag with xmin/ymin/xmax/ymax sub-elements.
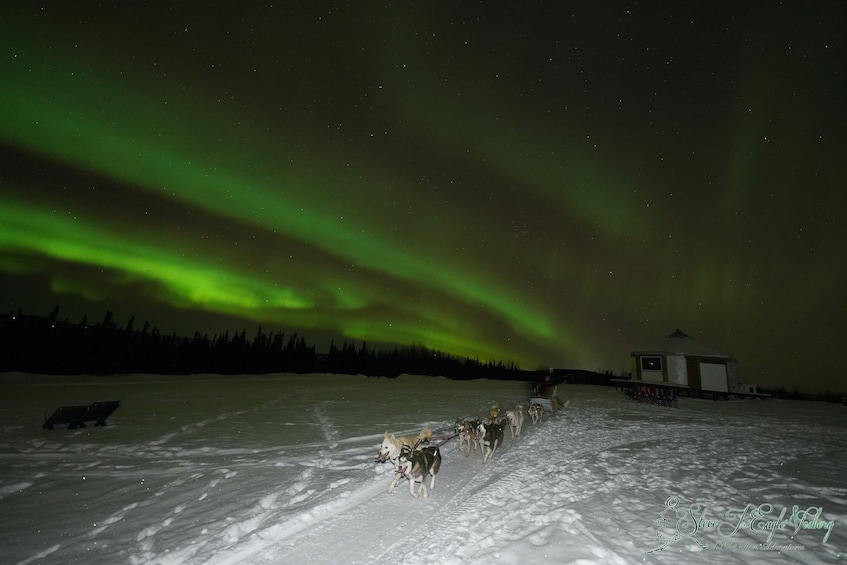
<box><xmin>1</xmin><ymin>3</ymin><xmax>845</xmax><ymax>391</ymax></box>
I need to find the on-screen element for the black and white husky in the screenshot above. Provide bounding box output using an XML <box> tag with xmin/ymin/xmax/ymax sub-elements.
<box><xmin>477</xmin><ymin>422</ymin><xmax>503</xmax><ymax>463</ymax></box>
<box><xmin>392</xmin><ymin>446</ymin><xmax>442</xmax><ymax>498</ymax></box>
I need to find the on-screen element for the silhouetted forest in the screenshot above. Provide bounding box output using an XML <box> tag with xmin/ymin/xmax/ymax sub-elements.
<box><xmin>0</xmin><ymin>307</ymin><xmax>527</xmax><ymax>379</ymax></box>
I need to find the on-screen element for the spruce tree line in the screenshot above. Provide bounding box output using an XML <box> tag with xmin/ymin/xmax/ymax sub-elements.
<box><xmin>1</xmin><ymin>307</ymin><xmax>524</xmax><ymax>379</ymax></box>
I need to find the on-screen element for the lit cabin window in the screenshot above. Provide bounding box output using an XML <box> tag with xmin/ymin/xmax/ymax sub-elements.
<box><xmin>641</xmin><ymin>356</ymin><xmax>662</xmax><ymax>371</ymax></box>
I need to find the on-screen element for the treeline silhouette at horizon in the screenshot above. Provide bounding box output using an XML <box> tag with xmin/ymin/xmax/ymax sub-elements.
<box><xmin>2</xmin><ymin>307</ymin><xmax>840</xmax><ymax>402</ymax></box>
<box><xmin>1</xmin><ymin>306</ymin><xmax>528</xmax><ymax>379</ymax></box>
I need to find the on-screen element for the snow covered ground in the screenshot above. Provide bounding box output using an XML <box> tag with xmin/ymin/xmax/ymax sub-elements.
<box><xmin>1</xmin><ymin>372</ymin><xmax>845</xmax><ymax>564</ymax></box>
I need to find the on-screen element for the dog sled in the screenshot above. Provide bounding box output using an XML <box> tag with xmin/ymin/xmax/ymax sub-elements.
<box><xmin>530</xmin><ymin>373</ymin><xmax>560</xmax><ymax>413</ymax></box>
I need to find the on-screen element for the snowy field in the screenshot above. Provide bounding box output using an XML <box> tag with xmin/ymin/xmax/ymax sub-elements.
<box><xmin>1</xmin><ymin>372</ymin><xmax>845</xmax><ymax>565</ymax></box>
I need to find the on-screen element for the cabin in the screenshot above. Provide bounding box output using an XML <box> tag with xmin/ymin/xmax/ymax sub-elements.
<box><xmin>614</xmin><ymin>329</ymin><xmax>766</xmax><ymax>405</ymax></box>
<box><xmin>630</xmin><ymin>329</ymin><xmax>750</xmax><ymax>395</ymax></box>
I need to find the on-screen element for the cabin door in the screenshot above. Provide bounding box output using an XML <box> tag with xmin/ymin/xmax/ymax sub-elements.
<box><xmin>686</xmin><ymin>357</ymin><xmax>701</xmax><ymax>389</ymax></box>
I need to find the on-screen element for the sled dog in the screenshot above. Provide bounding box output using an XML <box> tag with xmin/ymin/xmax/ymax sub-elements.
<box><xmin>477</xmin><ymin>422</ymin><xmax>504</xmax><ymax>463</ymax></box>
<box><xmin>528</xmin><ymin>403</ymin><xmax>543</xmax><ymax>424</ymax></box>
<box><xmin>488</xmin><ymin>403</ymin><xmax>501</xmax><ymax>423</ymax></box>
<box><xmin>375</xmin><ymin>428</ymin><xmax>432</xmax><ymax>491</ymax></box>
<box><xmin>455</xmin><ymin>418</ymin><xmax>480</xmax><ymax>456</ymax></box>
<box><xmin>392</xmin><ymin>446</ymin><xmax>442</xmax><ymax>498</ymax></box>
<box><xmin>505</xmin><ymin>405</ymin><xmax>525</xmax><ymax>438</ymax></box>
<box><xmin>375</xmin><ymin>428</ymin><xmax>432</xmax><ymax>467</ymax></box>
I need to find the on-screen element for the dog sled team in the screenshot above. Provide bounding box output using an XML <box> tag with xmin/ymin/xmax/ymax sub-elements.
<box><xmin>374</xmin><ymin>399</ymin><xmax>553</xmax><ymax>498</ymax></box>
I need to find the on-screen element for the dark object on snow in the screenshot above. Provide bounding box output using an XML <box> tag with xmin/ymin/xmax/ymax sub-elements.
<box><xmin>43</xmin><ymin>400</ymin><xmax>121</xmax><ymax>430</ymax></box>
<box><xmin>42</xmin><ymin>405</ymin><xmax>90</xmax><ymax>430</ymax></box>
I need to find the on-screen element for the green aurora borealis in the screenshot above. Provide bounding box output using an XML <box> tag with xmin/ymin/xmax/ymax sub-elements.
<box><xmin>1</xmin><ymin>3</ymin><xmax>845</xmax><ymax>390</ymax></box>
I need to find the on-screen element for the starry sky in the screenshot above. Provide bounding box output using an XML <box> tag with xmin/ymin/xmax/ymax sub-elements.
<box><xmin>1</xmin><ymin>3</ymin><xmax>845</xmax><ymax>391</ymax></box>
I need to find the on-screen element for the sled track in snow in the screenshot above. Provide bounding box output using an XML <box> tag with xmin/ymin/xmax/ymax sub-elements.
<box><xmin>371</xmin><ymin>409</ymin><xmax>728</xmax><ymax>564</ymax></box>
<box><xmin>249</xmin><ymin>419</ymin><xmax>534</xmax><ymax>564</ymax></box>
<box><xmin>370</xmin><ymin>413</ymin><xmax>575</xmax><ymax>563</ymax></box>
<box><xmin>245</xmin><ymin>405</ymin><xmax>725</xmax><ymax>564</ymax></box>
